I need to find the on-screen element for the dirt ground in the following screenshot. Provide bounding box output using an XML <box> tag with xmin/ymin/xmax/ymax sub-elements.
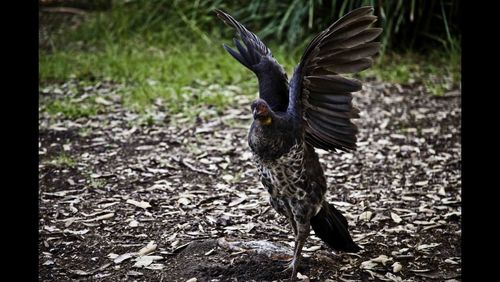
<box><xmin>39</xmin><ymin>79</ymin><xmax>461</xmax><ymax>281</ymax></box>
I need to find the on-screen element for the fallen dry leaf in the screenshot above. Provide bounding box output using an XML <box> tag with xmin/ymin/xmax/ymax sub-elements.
<box><xmin>145</xmin><ymin>263</ymin><xmax>165</xmax><ymax>270</ymax></box>
<box><xmin>392</xmin><ymin>262</ymin><xmax>403</xmax><ymax>273</ymax></box>
<box><xmin>69</xmin><ymin>269</ymin><xmax>92</xmax><ymax>276</ymax></box>
<box><xmin>359</xmin><ymin>211</ymin><xmax>373</xmax><ymax>222</ymax></box>
<box><xmin>83</xmin><ymin>212</ymin><xmax>115</xmax><ymax>222</ymax></box>
<box><xmin>127</xmin><ymin>199</ymin><xmax>152</xmax><ymax>209</ymax></box>
<box><xmin>297</xmin><ymin>272</ymin><xmax>309</xmax><ymax>281</ymax></box>
<box><xmin>133</xmin><ymin>255</ymin><xmax>163</xmax><ymax>268</ymax></box>
<box><xmin>129</xmin><ymin>220</ymin><xmax>139</xmax><ymax>227</ymax></box>
<box><xmin>417</xmin><ymin>243</ymin><xmax>441</xmax><ymax>251</ymax></box>
<box><xmin>178</xmin><ymin>197</ymin><xmax>191</xmax><ymax>205</ymax></box>
<box><xmin>137</xmin><ymin>241</ymin><xmax>157</xmax><ymax>256</ymax></box>
<box><xmin>390</xmin><ymin>212</ymin><xmax>402</xmax><ymax>223</ymax></box>
<box><xmin>360</xmin><ymin>260</ymin><xmax>378</xmax><ymax>270</ymax></box>
<box><xmin>303</xmin><ymin>245</ymin><xmax>321</xmax><ymax>252</ymax></box>
<box><xmin>371</xmin><ymin>255</ymin><xmax>392</xmax><ymax>266</ymax></box>
<box><xmin>113</xmin><ymin>253</ymin><xmax>135</xmax><ymax>264</ymax></box>
<box><xmin>95</xmin><ymin>96</ymin><xmax>113</xmax><ymax>106</ymax></box>
<box><xmin>127</xmin><ymin>270</ymin><xmax>143</xmax><ymax>277</ymax></box>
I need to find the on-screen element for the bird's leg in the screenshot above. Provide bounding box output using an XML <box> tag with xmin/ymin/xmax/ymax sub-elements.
<box><xmin>278</xmin><ymin>217</ymin><xmax>298</xmax><ymax>271</ymax></box>
<box><xmin>290</xmin><ymin>217</ymin><xmax>298</xmax><ymax>236</ymax></box>
<box><xmin>286</xmin><ymin>222</ymin><xmax>310</xmax><ymax>281</ymax></box>
<box><xmin>281</xmin><ymin>215</ymin><xmax>297</xmax><ymax>266</ymax></box>
<box><xmin>282</xmin><ymin>231</ymin><xmax>298</xmax><ymax>268</ymax></box>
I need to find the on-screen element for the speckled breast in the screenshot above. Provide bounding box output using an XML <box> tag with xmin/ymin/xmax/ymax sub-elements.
<box><xmin>253</xmin><ymin>142</ymin><xmax>308</xmax><ymax>198</ymax></box>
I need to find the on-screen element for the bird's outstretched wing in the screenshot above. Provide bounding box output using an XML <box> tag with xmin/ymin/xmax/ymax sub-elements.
<box><xmin>288</xmin><ymin>6</ymin><xmax>382</xmax><ymax>152</ymax></box>
<box><xmin>215</xmin><ymin>9</ymin><xmax>289</xmax><ymax>112</ymax></box>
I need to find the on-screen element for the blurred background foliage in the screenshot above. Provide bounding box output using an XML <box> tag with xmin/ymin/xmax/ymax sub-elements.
<box><xmin>41</xmin><ymin>0</ymin><xmax>460</xmax><ymax>52</ymax></box>
<box><xmin>40</xmin><ymin>0</ymin><xmax>461</xmax><ymax>116</ymax></box>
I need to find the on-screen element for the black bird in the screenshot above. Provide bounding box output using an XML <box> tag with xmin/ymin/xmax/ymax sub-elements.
<box><xmin>216</xmin><ymin>7</ymin><xmax>381</xmax><ymax>280</ymax></box>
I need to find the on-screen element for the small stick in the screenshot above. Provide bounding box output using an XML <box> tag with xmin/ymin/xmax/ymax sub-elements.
<box><xmin>180</xmin><ymin>158</ymin><xmax>216</xmax><ymax>176</ymax></box>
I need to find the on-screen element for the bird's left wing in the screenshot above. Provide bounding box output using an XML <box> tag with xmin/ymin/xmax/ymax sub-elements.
<box><xmin>288</xmin><ymin>6</ymin><xmax>382</xmax><ymax>152</ymax></box>
<box><xmin>216</xmin><ymin>9</ymin><xmax>289</xmax><ymax>112</ymax></box>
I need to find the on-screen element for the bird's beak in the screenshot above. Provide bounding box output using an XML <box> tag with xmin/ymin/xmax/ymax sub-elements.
<box><xmin>253</xmin><ymin>108</ymin><xmax>263</xmax><ymax>119</ymax></box>
<box><xmin>253</xmin><ymin>110</ymin><xmax>272</xmax><ymax>125</ymax></box>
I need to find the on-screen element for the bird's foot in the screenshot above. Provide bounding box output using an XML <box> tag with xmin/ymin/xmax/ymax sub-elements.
<box><xmin>281</xmin><ymin>257</ymin><xmax>298</xmax><ymax>281</ymax></box>
<box><xmin>290</xmin><ymin>262</ymin><xmax>298</xmax><ymax>282</ymax></box>
<box><xmin>281</xmin><ymin>257</ymin><xmax>295</xmax><ymax>271</ymax></box>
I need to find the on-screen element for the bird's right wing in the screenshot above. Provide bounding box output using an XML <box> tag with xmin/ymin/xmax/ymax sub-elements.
<box><xmin>288</xmin><ymin>6</ymin><xmax>382</xmax><ymax>152</ymax></box>
<box><xmin>216</xmin><ymin>9</ymin><xmax>289</xmax><ymax>112</ymax></box>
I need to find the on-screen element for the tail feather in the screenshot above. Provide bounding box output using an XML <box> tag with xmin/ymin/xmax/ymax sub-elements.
<box><xmin>310</xmin><ymin>202</ymin><xmax>361</xmax><ymax>252</ymax></box>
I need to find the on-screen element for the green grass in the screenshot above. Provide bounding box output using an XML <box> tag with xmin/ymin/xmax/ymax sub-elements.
<box><xmin>89</xmin><ymin>178</ymin><xmax>106</xmax><ymax>189</ymax></box>
<box><xmin>40</xmin><ymin>37</ymin><xmax>261</xmax><ymax>117</ymax></box>
<box><xmin>78</xmin><ymin>127</ymin><xmax>92</xmax><ymax>137</ymax></box>
<box><xmin>44</xmin><ymin>97</ymin><xmax>99</xmax><ymax>119</ymax></box>
<box><xmin>40</xmin><ymin>1</ymin><xmax>460</xmax><ymax>118</ymax></box>
<box><xmin>362</xmin><ymin>49</ymin><xmax>461</xmax><ymax>96</ymax></box>
<box><xmin>41</xmin><ymin>42</ymin><xmax>460</xmax><ymax>117</ymax></box>
<box><xmin>46</xmin><ymin>152</ymin><xmax>77</xmax><ymax>168</ymax></box>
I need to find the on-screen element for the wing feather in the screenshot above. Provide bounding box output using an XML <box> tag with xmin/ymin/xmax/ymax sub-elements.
<box><xmin>216</xmin><ymin>9</ymin><xmax>289</xmax><ymax>112</ymax></box>
<box><xmin>288</xmin><ymin>6</ymin><xmax>381</xmax><ymax>151</ymax></box>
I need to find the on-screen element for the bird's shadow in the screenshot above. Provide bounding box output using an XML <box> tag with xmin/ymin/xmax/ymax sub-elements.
<box><xmin>170</xmin><ymin>238</ymin><xmax>340</xmax><ymax>281</ymax></box>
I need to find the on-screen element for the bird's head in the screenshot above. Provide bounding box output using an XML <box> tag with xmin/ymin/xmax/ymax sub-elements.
<box><xmin>251</xmin><ymin>99</ymin><xmax>273</xmax><ymax>126</ymax></box>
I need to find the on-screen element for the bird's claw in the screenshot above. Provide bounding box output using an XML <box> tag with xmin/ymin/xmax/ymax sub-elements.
<box><xmin>281</xmin><ymin>258</ymin><xmax>298</xmax><ymax>281</ymax></box>
<box><xmin>281</xmin><ymin>258</ymin><xmax>295</xmax><ymax>272</ymax></box>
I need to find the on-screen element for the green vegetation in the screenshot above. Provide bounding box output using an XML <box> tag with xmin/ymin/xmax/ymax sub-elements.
<box><xmin>40</xmin><ymin>0</ymin><xmax>460</xmax><ymax>117</ymax></box>
<box><xmin>44</xmin><ymin>97</ymin><xmax>99</xmax><ymax>119</ymax></box>
<box><xmin>46</xmin><ymin>152</ymin><xmax>77</xmax><ymax>168</ymax></box>
<box><xmin>89</xmin><ymin>178</ymin><xmax>106</xmax><ymax>189</ymax></box>
<box><xmin>362</xmin><ymin>48</ymin><xmax>460</xmax><ymax>96</ymax></box>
